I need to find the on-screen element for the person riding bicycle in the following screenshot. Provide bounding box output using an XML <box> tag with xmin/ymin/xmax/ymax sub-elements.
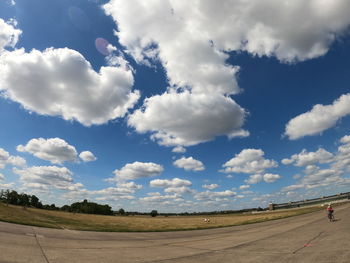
<box><xmin>327</xmin><ymin>204</ymin><xmax>334</xmax><ymax>221</ymax></box>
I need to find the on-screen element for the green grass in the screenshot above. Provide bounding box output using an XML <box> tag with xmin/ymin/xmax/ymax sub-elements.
<box><xmin>0</xmin><ymin>202</ymin><xmax>327</xmax><ymax>232</ymax></box>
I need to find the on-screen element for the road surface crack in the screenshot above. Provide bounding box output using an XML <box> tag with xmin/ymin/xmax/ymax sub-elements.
<box><xmin>31</xmin><ymin>227</ymin><xmax>50</xmax><ymax>263</ymax></box>
<box><xmin>292</xmin><ymin>231</ymin><xmax>325</xmax><ymax>254</ymax></box>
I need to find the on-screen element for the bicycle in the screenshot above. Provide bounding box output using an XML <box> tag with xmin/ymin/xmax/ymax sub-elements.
<box><xmin>327</xmin><ymin>212</ymin><xmax>335</xmax><ymax>222</ymax></box>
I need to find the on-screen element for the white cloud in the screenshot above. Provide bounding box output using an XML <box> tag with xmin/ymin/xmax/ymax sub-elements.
<box><xmin>150</xmin><ymin>178</ymin><xmax>192</xmax><ymax>194</ymax></box>
<box><xmin>282</xmin><ymin>148</ymin><xmax>334</xmax><ymax>167</ymax></box>
<box><xmin>282</xmin><ymin>165</ymin><xmax>347</xmax><ymax>191</ymax></box>
<box><xmin>105</xmin><ymin>1</ymin><xmax>251</xmax><ymax>147</ymax></box>
<box><xmin>17</xmin><ymin>138</ymin><xmax>78</xmax><ymax>164</ymax></box>
<box><xmin>0</xmin><ymin>148</ymin><xmax>26</xmax><ymax>169</ymax></box>
<box><xmin>164</xmin><ymin>186</ymin><xmax>193</xmax><ymax>194</ymax></box>
<box><xmin>239</xmin><ymin>184</ymin><xmax>250</xmax><ymax>190</ymax></box>
<box><xmin>173</xmin><ymin>156</ymin><xmax>205</xmax><ymax>171</ymax></box>
<box><xmin>285</xmin><ymin>93</ymin><xmax>350</xmax><ymax>140</ymax></box>
<box><xmin>172</xmin><ymin>146</ymin><xmax>186</xmax><ymax>153</ymax></box>
<box><xmin>228</xmin><ymin>129</ymin><xmax>250</xmax><ymax>139</ymax></box>
<box><xmin>6</xmin><ymin>155</ymin><xmax>26</xmax><ymax>167</ymax></box>
<box><xmin>245</xmin><ymin>173</ymin><xmax>281</xmax><ymax>184</ymax></box>
<box><xmin>92</xmin><ymin>181</ymin><xmax>143</xmax><ymax>201</ymax></box>
<box><xmin>0</xmin><ymin>47</ymin><xmax>139</xmax><ymax>126</ymax></box>
<box><xmin>104</xmin><ymin>0</ymin><xmax>350</xmax><ymax>147</ymax></box>
<box><xmin>150</xmin><ymin>178</ymin><xmax>191</xmax><ymax>188</ymax></box>
<box><xmin>202</xmin><ymin>184</ymin><xmax>219</xmax><ymax>190</ymax></box>
<box><xmin>222</xmin><ymin>149</ymin><xmax>277</xmax><ymax>174</ymax></box>
<box><xmin>0</xmin><ymin>173</ymin><xmax>4</xmax><ymax>181</ymax></box>
<box><xmin>0</xmin><ymin>18</ymin><xmax>21</xmax><ymax>52</ymax></box>
<box><xmin>280</xmin><ymin>136</ymin><xmax>350</xmax><ymax>195</ymax></box>
<box><xmin>104</xmin><ymin>1</ymin><xmax>241</xmax><ymax>94</ymax></box>
<box><xmin>140</xmin><ymin>193</ymin><xmax>181</xmax><ymax>203</ymax></box>
<box><xmin>332</xmin><ymin>135</ymin><xmax>350</xmax><ymax>171</ymax></box>
<box><xmin>118</xmin><ymin>181</ymin><xmax>143</xmax><ymax>190</ymax></box>
<box><xmin>0</xmin><ymin>182</ymin><xmax>14</xmax><ymax>189</ymax></box>
<box><xmin>13</xmin><ymin>165</ymin><xmax>82</xmax><ymax>191</ymax></box>
<box><xmin>245</xmin><ymin>174</ymin><xmax>263</xmax><ymax>184</ymax></box>
<box><xmin>293</xmin><ymin>174</ymin><xmax>302</xmax><ymax>179</ymax></box>
<box><xmin>263</xmin><ymin>173</ymin><xmax>281</xmax><ymax>183</ymax></box>
<box><xmin>79</xmin><ymin>151</ymin><xmax>97</xmax><ymax>162</ymax></box>
<box><xmin>110</xmin><ymin>161</ymin><xmax>163</xmax><ymax>181</ymax></box>
<box><xmin>340</xmin><ymin>135</ymin><xmax>350</xmax><ymax>144</ymax></box>
<box><xmin>104</xmin><ymin>0</ymin><xmax>350</xmax><ymax>70</ymax></box>
<box><xmin>128</xmin><ymin>92</ymin><xmax>247</xmax><ymax>147</ymax></box>
<box><xmin>194</xmin><ymin>190</ymin><xmax>236</xmax><ymax>201</ymax></box>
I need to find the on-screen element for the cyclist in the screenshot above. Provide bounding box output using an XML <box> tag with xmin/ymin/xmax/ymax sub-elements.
<box><xmin>327</xmin><ymin>204</ymin><xmax>334</xmax><ymax>222</ymax></box>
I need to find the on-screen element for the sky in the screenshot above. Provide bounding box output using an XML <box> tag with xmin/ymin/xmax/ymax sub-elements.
<box><xmin>0</xmin><ymin>0</ymin><xmax>350</xmax><ymax>212</ymax></box>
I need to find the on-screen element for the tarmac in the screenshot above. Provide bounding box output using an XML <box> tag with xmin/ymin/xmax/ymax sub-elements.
<box><xmin>0</xmin><ymin>203</ymin><xmax>349</xmax><ymax>263</ymax></box>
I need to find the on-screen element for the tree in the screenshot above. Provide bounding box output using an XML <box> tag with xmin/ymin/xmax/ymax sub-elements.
<box><xmin>18</xmin><ymin>193</ymin><xmax>30</xmax><ymax>206</ymax></box>
<box><xmin>30</xmin><ymin>195</ymin><xmax>40</xmax><ymax>208</ymax></box>
<box><xmin>118</xmin><ymin>208</ymin><xmax>125</xmax><ymax>215</ymax></box>
<box><xmin>150</xmin><ymin>210</ymin><xmax>158</xmax><ymax>217</ymax></box>
<box><xmin>7</xmin><ymin>190</ymin><xmax>19</xmax><ymax>205</ymax></box>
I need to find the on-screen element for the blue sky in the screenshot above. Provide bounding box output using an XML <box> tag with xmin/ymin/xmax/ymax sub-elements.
<box><xmin>0</xmin><ymin>0</ymin><xmax>350</xmax><ymax>212</ymax></box>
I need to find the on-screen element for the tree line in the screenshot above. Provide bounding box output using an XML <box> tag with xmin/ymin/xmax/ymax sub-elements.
<box><xmin>0</xmin><ymin>189</ymin><xmax>113</xmax><ymax>215</ymax></box>
<box><xmin>0</xmin><ymin>189</ymin><xmax>266</xmax><ymax>217</ymax></box>
<box><xmin>61</xmin><ymin>199</ymin><xmax>113</xmax><ymax>215</ymax></box>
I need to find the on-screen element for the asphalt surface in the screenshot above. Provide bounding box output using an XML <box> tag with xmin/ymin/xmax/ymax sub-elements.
<box><xmin>0</xmin><ymin>204</ymin><xmax>349</xmax><ymax>263</ymax></box>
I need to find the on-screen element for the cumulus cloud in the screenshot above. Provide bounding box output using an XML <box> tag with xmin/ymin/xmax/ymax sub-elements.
<box><xmin>245</xmin><ymin>173</ymin><xmax>281</xmax><ymax>184</ymax></box>
<box><xmin>17</xmin><ymin>138</ymin><xmax>78</xmax><ymax>164</ymax></box>
<box><xmin>282</xmin><ymin>148</ymin><xmax>334</xmax><ymax>167</ymax></box>
<box><xmin>150</xmin><ymin>178</ymin><xmax>192</xmax><ymax>194</ymax></box>
<box><xmin>0</xmin><ymin>18</ymin><xmax>21</xmax><ymax>52</ymax></box>
<box><xmin>285</xmin><ymin>94</ymin><xmax>350</xmax><ymax>140</ymax></box>
<box><xmin>139</xmin><ymin>193</ymin><xmax>181</xmax><ymax>203</ymax></box>
<box><xmin>245</xmin><ymin>174</ymin><xmax>263</xmax><ymax>184</ymax></box>
<box><xmin>281</xmin><ymin>135</ymin><xmax>350</xmax><ymax>194</ymax></box>
<box><xmin>263</xmin><ymin>173</ymin><xmax>282</xmax><ymax>183</ymax></box>
<box><xmin>332</xmin><ymin>135</ymin><xmax>350</xmax><ymax>171</ymax></box>
<box><xmin>0</xmin><ymin>148</ymin><xmax>26</xmax><ymax>169</ymax></box>
<box><xmin>280</xmin><ymin>135</ymin><xmax>350</xmax><ymax>194</ymax></box>
<box><xmin>150</xmin><ymin>178</ymin><xmax>191</xmax><ymax>188</ymax></box>
<box><xmin>92</xmin><ymin>182</ymin><xmax>142</xmax><ymax>201</ymax></box>
<box><xmin>172</xmin><ymin>146</ymin><xmax>186</xmax><ymax>153</ymax></box>
<box><xmin>282</xmin><ymin>165</ymin><xmax>348</xmax><ymax>191</ymax></box>
<box><xmin>13</xmin><ymin>165</ymin><xmax>83</xmax><ymax>191</ymax></box>
<box><xmin>340</xmin><ymin>135</ymin><xmax>350</xmax><ymax>144</ymax></box>
<box><xmin>79</xmin><ymin>151</ymin><xmax>97</xmax><ymax>162</ymax></box>
<box><xmin>173</xmin><ymin>156</ymin><xmax>205</xmax><ymax>171</ymax></box>
<box><xmin>194</xmin><ymin>190</ymin><xmax>236</xmax><ymax>201</ymax></box>
<box><xmin>239</xmin><ymin>184</ymin><xmax>250</xmax><ymax>190</ymax></box>
<box><xmin>202</xmin><ymin>184</ymin><xmax>219</xmax><ymax>190</ymax></box>
<box><xmin>104</xmin><ymin>0</ymin><xmax>350</xmax><ymax>70</ymax></box>
<box><xmin>104</xmin><ymin>0</ymin><xmax>350</xmax><ymax>147</ymax></box>
<box><xmin>222</xmin><ymin>149</ymin><xmax>277</xmax><ymax>174</ymax></box>
<box><xmin>109</xmin><ymin>161</ymin><xmax>164</xmax><ymax>181</ymax></box>
<box><xmin>128</xmin><ymin>92</ymin><xmax>247</xmax><ymax>147</ymax></box>
<box><xmin>105</xmin><ymin>1</ymin><xmax>252</xmax><ymax>147</ymax></box>
<box><xmin>164</xmin><ymin>186</ymin><xmax>193</xmax><ymax>194</ymax></box>
<box><xmin>0</xmin><ymin>47</ymin><xmax>139</xmax><ymax>126</ymax></box>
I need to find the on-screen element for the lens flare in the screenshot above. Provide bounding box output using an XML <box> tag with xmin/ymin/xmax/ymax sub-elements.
<box><xmin>95</xmin><ymin>38</ymin><xmax>110</xmax><ymax>56</ymax></box>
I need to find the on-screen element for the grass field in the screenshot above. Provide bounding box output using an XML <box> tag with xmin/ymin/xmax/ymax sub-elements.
<box><xmin>0</xmin><ymin>202</ymin><xmax>328</xmax><ymax>232</ymax></box>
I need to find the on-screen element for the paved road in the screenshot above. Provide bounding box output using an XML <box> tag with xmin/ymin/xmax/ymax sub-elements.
<box><xmin>1</xmin><ymin>204</ymin><xmax>349</xmax><ymax>263</ymax></box>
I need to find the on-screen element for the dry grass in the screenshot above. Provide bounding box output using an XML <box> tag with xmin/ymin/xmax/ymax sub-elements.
<box><xmin>0</xmin><ymin>202</ymin><xmax>324</xmax><ymax>232</ymax></box>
